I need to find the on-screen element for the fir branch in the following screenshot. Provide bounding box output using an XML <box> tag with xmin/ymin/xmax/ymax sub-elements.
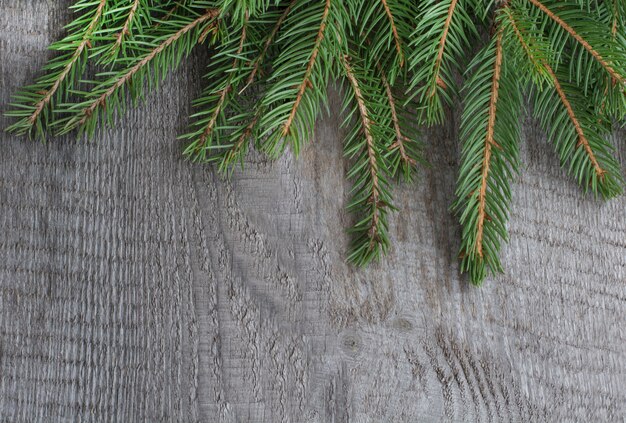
<box><xmin>528</xmin><ymin>0</ymin><xmax>626</xmax><ymax>84</ymax></box>
<box><xmin>503</xmin><ymin>7</ymin><xmax>550</xmax><ymax>84</ymax></box>
<box><xmin>361</xmin><ymin>33</ymin><xmax>421</xmax><ymax>180</ymax></box>
<box><xmin>199</xmin><ymin>25</ymin><xmax>247</xmax><ymax>142</ymax></box>
<box><xmin>281</xmin><ymin>0</ymin><xmax>330</xmax><ymax>138</ymax></box>
<box><xmin>475</xmin><ymin>29</ymin><xmax>504</xmax><ymax>261</ymax></box>
<box><xmin>79</xmin><ymin>14</ymin><xmax>212</xmax><ymax>122</ymax></box>
<box><xmin>34</xmin><ymin>0</ymin><xmax>107</xmax><ymax>118</ymax></box>
<box><xmin>407</xmin><ymin>0</ymin><xmax>478</xmax><ymax>124</ymax></box>
<box><xmin>377</xmin><ymin>65</ymin><xmax>422</xmax><ymax>181</ymax></box>
<box><xmin>348</xmin><ymin>0</ymin><xmax>414</xmax><ymax>84</ymax></box>
<box><xmin>596</xmin><ymin>0</ymin><xmax>626</xmax><ymax>119</ymax></box>
<box><xmin>341</xmin><ymin>53</ymin><xmax>394</xmax><ymax>265</ymax></box>
<box><xmin>545</xmin><ymin>65</ymin><xmax>603</xmax><ymax>177</ymax></box>
<box><xmin>218</xmin><ymin>110</ymin><xmax>260</xmax><ymax>173</ymax></box>
<box><xmin>454</xmin><ymin>20</ymin><xmax>523</xmax><ymax>284</ymax></box>
<box><xmin>257</xmin><ymin>0</ymin><xmax>343</xmax><ymax>157</ymax></box>
<box><xmin>240</xmin><ymin>0</ymin><xmax>295</xmax><ymax>93</ymax></box>
<box><xmin>7</xmin><ymin>0</ymin><xmax>626</xmax><ymax>285</ymax></box>
<box><xmin>6</xmin><ymin>0</ymin><xmax>107</xmax><ymax>138</ymax></box>
<box><xmin>182</xmin><ymin>4</ymin><xmax>295</xmax><ymax>167</ymax></box>
<box><xmin>344</xmin><ymin>57</ymin><xmax>380</xmax><ymax>200</ymax></box>
<box><xmin>507</xmin><ymin>10</ymin><xmax>622</xmax><ymax>198</ymax></box>
<box><xmin>108</xmin><ymin>0</ymin><xmax>142</xmax><ymax>58</ymax></box>
<box><xmin>190</xmin><ymin>13</ymin><xmax>249</xmax><ymax>156</ymax></box>
<box><xmin>532</xmin><ymin>65</ymin><xmax>624</xmax><ymax>198</ymax></box>
<box><xmin>60</xmin><ymin>7</ymin><xmax>220</xmax><ymax>135</ymax></box>
<box><xmin>382</xmin><ymin>71</ymin><xmax>412</xmax><ymax>167</ymax></box>
<box><xmin>432</xmin><ymin>0</ymin><xmax>458</xmax><ymax>95</ymax></box>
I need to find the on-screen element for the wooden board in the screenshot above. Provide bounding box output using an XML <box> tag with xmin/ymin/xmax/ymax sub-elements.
<box><xmin>1</xmin><ymin>1</ymin><xmax>625</xmax><ymax>421</ymax></box>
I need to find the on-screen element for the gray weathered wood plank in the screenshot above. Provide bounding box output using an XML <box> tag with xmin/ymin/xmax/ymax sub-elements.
<box><xmin>1</xmin><ymin>2</ymin><xmax>625</xmax><ymax>422</ymax></box>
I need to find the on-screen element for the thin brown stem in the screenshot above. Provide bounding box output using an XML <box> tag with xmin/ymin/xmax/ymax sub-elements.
<box><xmin>381</xmin><ymin>0</ymin><xmax>404</xmax><ymax>67</ymax></box>
<box><xmin>430</xmin><ymin>0</ymin><xmax>458</xmax><ymax>96</ymax></box>
<box><xmin>546</xmin><ymin>66</ymin><xmax>605</xmax><ymax>178</ymax></box>
<box><xmin>282</xmin><ymin>0</ymin><xmax>331</xmax><ymax>136</ymax></box>
<box><xmin>528</xmin><ymin>0</ymin><xmax>625</xmax><ymax>84</ymax></box>
<box><xmin>76</xmin><ymin>9</ymin><xmax>219</xmax><ymax>127</ymax></box>
<box><xmin>154</xmin><ymin>3</ymin><xmax>181</xmax><ymax>29</ymax></box>
<box><xmin>342</xmin><ymin>56</ymin><xmax>381</xmax><ymax>248</ymax></box>
<box><xmin>110</xmin><ymin>0</ymin><xmax>140</xmax><ymax>54</ymax></box>
<box><xmin>28</xmin><ymin>0</ymin><xmax>107</xmax><ymax>124</ymax></box>
<box><xmin>240</xmin><ymin>0</ymin><xmax>296</xmax><ymax>93</ymax></box>
<box><xmin>476</xmin><ymin>29</ymin><xmax>504</xmax><ymax>258</ymax></box>
<box><xmin>379</xmin><ymin>66</ymin><xmax>414</xmax><ymax>166</ymax></box>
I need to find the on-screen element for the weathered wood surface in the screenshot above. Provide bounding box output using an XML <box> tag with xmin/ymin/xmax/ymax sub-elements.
<box><xmin>1</xmin><ymin>2</ymin><xmax>625</xmax><ymax>422</ymax></box>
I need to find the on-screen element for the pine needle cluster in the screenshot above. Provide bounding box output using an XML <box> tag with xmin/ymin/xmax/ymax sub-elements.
<box><xmin>6</xmin><ymin>0</ymin><xmax>626</xmax><ymax>284</ymax></box>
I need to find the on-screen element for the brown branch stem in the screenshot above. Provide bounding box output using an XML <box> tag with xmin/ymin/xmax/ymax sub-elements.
<box><xmin>378</xmin><ymin>67</ymin><xmax>414</xmax><ymax>166</ymax></box>
<box><xmin>546</xmin><ymin>65</ymin><xmax>605</xmax><ymax>178</ymax></box>
<box><xmin>342</xmin><ymin>56</ymin><xmax>382</xmax><ymax>248</ymax></box>
<box><xmin>111</xmin><ymin>0</ymin><xmax>141</xmax><ymax>54</ymax></box>
<box><xmin>476</xmin><ymin>29</ymin><xmax>504</xmax><ymax>258</ymax></box>
<box><xmin>381</xmin><ymin>0</ymin><xmax>404</xmax><ymax>67</ymax></box>
<box><xmin>153</xmin><ymin>3</ymin><xmax>181</xmax><ymax>29</ymax></box>
<box><xmin>430</xmin><ymin>0</ymin><xmax>458</xmax><ymax>96</ymax></box>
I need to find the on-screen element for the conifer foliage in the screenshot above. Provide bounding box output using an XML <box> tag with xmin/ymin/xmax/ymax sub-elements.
<box><xmin>6</xmin><ymin>0</ymin><xmax>626</xmax><ymax>284</ymax></box>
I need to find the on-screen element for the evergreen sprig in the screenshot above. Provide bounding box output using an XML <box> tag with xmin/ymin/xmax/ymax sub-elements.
<box><xmin>340</xmin><ymin>50</ymin><xmax>395</xmax><ymax>265</ymax></box>
<box><xmin>6</xmin><ymin>0</ymin><xmax>626</xmax><ymax>285</ymax></box>
<box><xmin>6</xmin><ymin>0</ymin><xmax>108</xmax><ymax>138</ymax></box>
<box><xmin>453</xmin><ymin>25</ymin><xmax>523</xmax><ymax>283</ymax></box>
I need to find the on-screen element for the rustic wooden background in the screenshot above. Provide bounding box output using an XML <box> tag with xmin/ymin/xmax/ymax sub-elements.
<box><xmin>1</xmin><ymin>1</ymin><xmax>625</xmax><ymax>422</ymax></box>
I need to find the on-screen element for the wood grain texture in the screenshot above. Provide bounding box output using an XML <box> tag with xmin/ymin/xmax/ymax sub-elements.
<box><xmin>1</xmin><ymin>2</ymin><xmax>625</xmax><ymax>422</ymax></box>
